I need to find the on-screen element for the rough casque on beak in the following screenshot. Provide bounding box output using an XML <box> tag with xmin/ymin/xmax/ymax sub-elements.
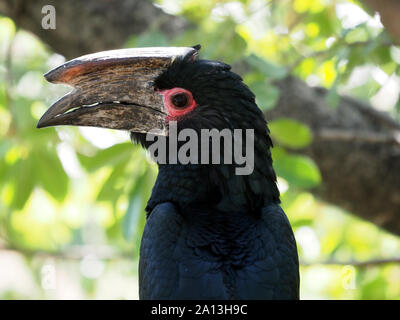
<box><xmin>37</xmin><ymin>47</ymin><xmax>198</xmax><ymax>134</ymax></box>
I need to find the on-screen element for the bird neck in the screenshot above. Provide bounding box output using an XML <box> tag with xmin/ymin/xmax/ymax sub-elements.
<box><xmin>146</xmin><ymin>135</ymin><xmax>280</xmax><ymax>215</ymax></box>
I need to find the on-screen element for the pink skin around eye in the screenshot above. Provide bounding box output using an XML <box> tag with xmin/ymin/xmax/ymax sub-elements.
<box><xmin>158</xmin><ymin>87</ymin><xmax>197</xmax><ymax>121</ymax></box>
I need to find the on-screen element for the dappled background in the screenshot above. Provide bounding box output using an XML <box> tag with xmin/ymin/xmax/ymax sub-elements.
<box><xmin>1</xmin><ymin>0</ymin><xmax>400</xmax><ymax>299</ymax></box>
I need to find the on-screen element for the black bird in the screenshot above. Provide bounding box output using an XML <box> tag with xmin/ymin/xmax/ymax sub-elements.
<box><xmin>37</xmin><ymin>46</ymin><xmax>299</xmax><ymax>299</ymax></box>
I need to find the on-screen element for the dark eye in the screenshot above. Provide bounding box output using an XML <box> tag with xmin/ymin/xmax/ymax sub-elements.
<box><xmin>171</xmin><ymin>93</ymin><xmax>189</xmax><ymax>108</ymax></box>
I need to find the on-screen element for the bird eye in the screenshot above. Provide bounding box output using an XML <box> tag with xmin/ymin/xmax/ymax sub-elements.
<box><xmin>171</xmin><ymin>93</ymin><xmax>189</xmax><ymax>109</ymax></box>
<box><xmin>161</xmin><ymin>87</ymin><xmax>197</xmax><ymax>119</ymax></box>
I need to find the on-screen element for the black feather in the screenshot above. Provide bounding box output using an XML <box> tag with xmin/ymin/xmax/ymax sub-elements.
<box><xmin>134</xmin><ymin>54</ymin><xmax>299</xmax><ymax>300</ymax></box>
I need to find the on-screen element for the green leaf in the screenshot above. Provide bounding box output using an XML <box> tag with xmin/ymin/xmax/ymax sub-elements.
<box><xmin>0</xmin><ymin>140</ymin><xmax>12</xmax><ymax>160</ymax></box>
<box><xmin>345</xmin><ymin>27</ymin><xmax>368</xmax><ymax>43</ymax></box>
<box><xmin>223</xmin><ymin>31</ymin><xmax>247</xmax><ymax>64</ymax></box>
<box><xmin>360</xmin><ymin>274</ymin><xmax>387</xmax><ymax>299</ymax></box>
<box><xmin>181</xmin><ymin>0</ymin><xmax>215</xmax><ymax>23</ymax></box>
<box><xmin>0</xmin><ymin>159</ymin><xmax>6</xmax><ymax>184</ymax></box>
<box><xmin>310</xmin><ymin>9</ymin><xmax>339</xmax><ymax>37</ymax></box>
<box><xmin>77</xmin><ymin>143</ymin><xmax>133</xmax><ymax>172</ymax></box>
<box><xmin>269</xmin><ymin>118</ymin><xmax>312</xmax><ymax>149</ymax></box>
<box><xmin>32</xmin><ymin>149</ymin><xmax>68</xmax><ymax>202</ymax></box>
<box><xmin>182</xmin><ymin>20</ymin><xmax>247</xmax><ymax>63</ymax></box>
<box><xmin>291</xmin><ymin>218</ymin><xmax>314</xmax><ymax>228</ymax></box>
<box><xmin>347</xmin><ymin>78</ymin><xmax>381</xmax><ymax>101</ymax></box>
<box><xmin>380</xmin><ymin>61</ymin><xmax>397</xmax><ymax>75</ymax></box>
<box><xmin>249</xmin><ymin>81</ymin><xmax>280</xmax><ymax>111</ymax></box>
<box><xmin>247</xmin><ymin>54</ymin><xmax>288</xmax><ymax>80</ymax></box>
<box><xmin>123</xmin><ymin>191</ymin><xmax>143</xmax><ymax>242</ymax></box>
<box><xmin>272</xmin><ymin>148</ymin><xmax>321</xmax><ymax>188</ymax></box>
<box><xmin>96</xmin><ymin>161</ymin><xmax>128</xmax><ymax>202</ymax></box>
<box><xmin>11</xmin><ymin>158</ymin><xmax>35</xmax><ymax>210</ymax></box>
<box><xmin>0</xmin><ymin>17</ymin><xmax>16</xmax><ymax>42</ymax></box>
<box><xmin>123</xmin><ymin>163</ymin><xmax>157</xmax><ymax>243</ymax></box>
<box><xmin>125</xmin><ymin>31</ymin><xmax>168</xmax><ymax>48</ymax></box>
<box><xmin>326</xmin><ymin>85</ymin><xmax>340</xmax><ymax>109</ymax></box>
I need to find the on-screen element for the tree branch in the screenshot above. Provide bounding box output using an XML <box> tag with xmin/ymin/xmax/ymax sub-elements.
<box><xmin>1</xmin><ymin>243</ymin><xmax>398</xmax><ymax>268</ymax></box>
<box><xmin>301</xmin><ymin>257</ymin><xmax>400</xmax><ymax>268</ymax></box>
<box><xmin>0</xmin><ymin>0</ymin><xmax>189</xmax><ymax>59</ymax></box>
<box><xmin>316</xmin><ymin>129</ymin><xmax>400</xmax><ymax>144</ymax></box>
<box><xmin>0</xmin><ymin>242</ymin><xmax>135</xmax><ymax>261</ymax></box>
<box><xmin>269</xmin><ymin>77</ymin><xmax>400</xmax><ymax>235</ymax></box>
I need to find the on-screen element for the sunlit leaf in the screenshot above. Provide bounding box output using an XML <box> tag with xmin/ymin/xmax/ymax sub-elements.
<box><xmin>360</xmin><ymin>273</ymin><xmax>388</xmax><ymax>299</ymax></box>
<box><xmin>11</xmin><ymin>158</ymin><xmax>34</xmax><ymax>209</ymax></box>
<box><xmin>306</xmin><ymin>22</ymin><xmax>320</xmax><ymax>38</ymax></box>
<box><xmin>249</xmin><ymin>81</ymin><xmax>280</xmax><ymax>111</ymax></box>
<box><xmin>269</xmin><ymin>118</ymin><xmax>312</xmax><ymax>149</ymax></box>
<box><xmin>318</xmin><ymin>60</ymin><xmax>337</xmax><ymax>86</ymax></box>
<box><xmin>192</xmin><ymin>20</ymin><xmax>247</xmax><ymax>63</ymax></box>
<box><xmin>272</xmin><ymin>147</ymin><xmax>321</xmax><ymax>188</ymax></box>
<box><xmin>247</xmin><ymin>54</ymin><xmax>287</xmax><ymax>80</ymax></box>
<box><xmin>293</xmin><ymin>0</ymin><xmax>324</xmax><ymax>13</ymax></box>
<box><xmin>0</xmin><ymin>17</ymin><xmax>16</xmax><ymax>49</ymax></box>
<box><xmin>32</xmin><ymin>149</ymin><xmax>68</xmax><ymax>202</ymax></box>
<box><xmin>127</xmin><ymin>31</ymin><xmax>169</xmax><ymax>48</ymax></box>
<box><xmin>291</xmin><ymin>218</ymin><xmax>314</xmax><ymax>228</ymax></box>
<box><xmin>77</xmin><ymin>143</ymin><xmax>133</xmax><ymax>172</ymax></box>
<box><xmin>296</xmin><ymin>58</ymin><xmax>315</xmax><ymax>77</ymax></box>
<box><xmin>181</xmin><ymin>0</ymin><xmax>215</xmax><ymax>22</ymax></box>
<box><xmin>123</xmin><ymin>164</ymin><xmax>157</xmax><ymax>238</ymax></box>
<box><xmin>97</xmin><ymin>161</ymin><xmax>128</xmax><ymax>202</ymax></box>
<box><xmin>345</xmin><ymin>27</ymin><xmax>368</xmax><ymax>43</ymax></box>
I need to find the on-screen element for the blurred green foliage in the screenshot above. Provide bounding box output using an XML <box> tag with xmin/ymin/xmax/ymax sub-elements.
<box><xmin>1</xmin><ymin>0</ymin><xmax>400</xmax><ymax>299</ymax></box>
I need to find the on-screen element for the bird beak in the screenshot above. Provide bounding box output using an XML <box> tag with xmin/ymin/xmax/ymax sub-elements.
<box><xmin>37</xmin><ymin>47</ymin><xmax>198</xmax><ymax>134</ymax></box>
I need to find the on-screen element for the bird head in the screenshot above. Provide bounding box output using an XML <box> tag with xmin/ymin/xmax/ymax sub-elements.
<box><xmin>38</xmin><ymin>45</ymin><xmax>265</xmax><ymax>143</ymax></box>
<box><xmin>38</xmin><ymin>46</ymin><xmax>279</xmax><ymax>209</ymax></box>
<box><xmin>37</xmin><ymin>46</ymin><xmax>195</xmax><ymax>133</ymax></box>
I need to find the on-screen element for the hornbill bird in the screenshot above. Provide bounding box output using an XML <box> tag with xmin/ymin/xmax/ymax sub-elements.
<box><xmin>37</xmin><ymin>46</ymin><xmax>299</xmax><ymax>299</ymax></box>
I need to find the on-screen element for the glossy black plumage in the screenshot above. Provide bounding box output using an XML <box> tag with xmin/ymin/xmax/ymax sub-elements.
<box><xmin>133</xmin><ymin>52</ymin><xmax>299</xmax><ymax>300</ymax></box>
<box><xmin>140</xmin><ymin>202</ymin><xmax>298</xmax><ymax>299</ymax></box>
